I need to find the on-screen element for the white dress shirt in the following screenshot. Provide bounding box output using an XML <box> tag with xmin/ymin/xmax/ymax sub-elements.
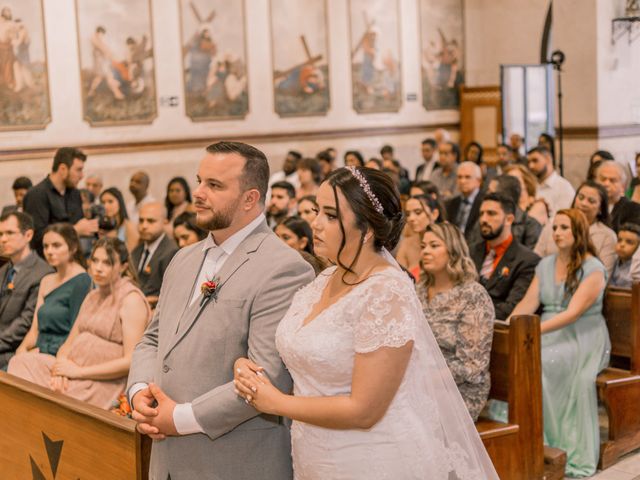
<box><xmin>129</xmin><ymin>213</ymin><xmax>266</xmax><ymax>435</ymax></box>
<box><xmin>537</xmin><ymin>171</ymin><xmax>575</xmax><ymax>217</ymax></box>
<box><xmin>126</xmin><ymin>193</ymin><xmax>155</xmax><ymax>225</ymax></box>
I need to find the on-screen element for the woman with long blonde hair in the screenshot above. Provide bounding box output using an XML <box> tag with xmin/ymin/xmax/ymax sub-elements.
<box><xmin>510</xmin><ymin>208</ymin><xmax>610</xmax><ymax>477</ymax></box>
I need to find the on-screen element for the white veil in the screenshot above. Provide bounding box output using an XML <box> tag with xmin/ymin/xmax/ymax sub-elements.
<box><xmin>381</xmin><ymin>248</ymin><xmax>499</xmax><ymax>479</ymax></box>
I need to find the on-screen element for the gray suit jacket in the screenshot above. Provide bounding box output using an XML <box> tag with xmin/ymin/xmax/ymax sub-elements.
<box><xmin>127</xmin><ymin>220</ymin><xmax>315</xmax><ymax>480</ymax></box>
<box><xmin>0</xmin><ymin>252</ymin><xmax>53</xmax><ymax>368</ymax></box>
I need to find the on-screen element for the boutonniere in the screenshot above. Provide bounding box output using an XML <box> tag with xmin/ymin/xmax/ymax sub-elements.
<box><xmin>200</xmin><ymin>277</ymin><xmax>220</xmax><ymax>307</ymax></box>
<box><xmin>6</xmin><ymin>282</ymin><xmax>14</xmax><ymax>292</ymax></box>
<box><xmin>499</xmin><ymin>266</ymin><xmax>510</xmax><ymax>278</ymax></box>
<box><xmin>144</xmin><ymin>265</ymin><xmax>151</xmax><ymax>275</ymax></box>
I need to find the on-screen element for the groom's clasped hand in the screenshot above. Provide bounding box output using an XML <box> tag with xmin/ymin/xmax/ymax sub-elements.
<box><xmin>131</xmin><ymin>383</ymin><xmax>178</xmax><ymax>440</ymax></box>
<box><xmin>233</xmin><ymin>357</ymin><xmax>281</xmax><ymax>414</ymax></box>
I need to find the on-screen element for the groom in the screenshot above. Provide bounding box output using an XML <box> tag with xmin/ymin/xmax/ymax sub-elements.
<box><xmin>128</xmin><ymin>141</ymin><xmax>315</xmax><ymax>480</ymax></box>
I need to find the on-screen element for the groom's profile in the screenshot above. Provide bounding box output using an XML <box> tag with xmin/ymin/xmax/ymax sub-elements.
<box><xmin>127</xmin><ymin>141</ymin><xmax>315</xmax><ymax>480</ymax></box>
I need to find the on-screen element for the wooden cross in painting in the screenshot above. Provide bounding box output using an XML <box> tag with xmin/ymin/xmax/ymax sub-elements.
<box><xmin>189</xmin><ymin>1</ymin><xmax>216</xmax><ymax>28</ymax></box>
<box><xmin>274</xmin><ymin>36</ymin><xmax>323</xmax><ymax>81</ymax></box>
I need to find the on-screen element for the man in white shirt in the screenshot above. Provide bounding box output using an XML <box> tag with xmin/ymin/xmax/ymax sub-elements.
<box><xmin>126</xmin><ymin>170</ymin><xmax>155</xmax><ymax>224</ymax></box>
<box><xmin>527</xmin><ymin>146</ymin><xmax>575</xmax><ymax>216</ymax></box>
<box><xmin>267</xmin><ymin>150</ymin><xmax>301</xmax><ymax>198</ymax></box>
<box><xmin>415</xmin><ymin>138</ymin><xmax>438</xmax><ymax>182</ymax></box>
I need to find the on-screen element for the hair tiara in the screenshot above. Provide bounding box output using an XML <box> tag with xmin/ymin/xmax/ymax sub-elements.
<box><xmin>346</xmin><ymin>166</ymin><xmax>384</xmax><ymax>214</ymax></box>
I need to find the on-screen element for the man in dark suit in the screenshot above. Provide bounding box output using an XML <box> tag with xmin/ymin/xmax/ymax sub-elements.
<box><xmin>0</xmin><ymin>211</ymin><xmax>53</xmax><ymax>369</ymax></box>
<box><xmin>596</xmin><ymin>160</ymin><xmax>640</xmax><ymax>233</ymax></box>
<box><xmin>415</xmin><ymin>138</ymin><xmax>438</xmax><ymax>181</ymax></box>
<box><xmin>131</xmin><ymin>202</ymin><xmax>178</xmax><ymax>308</ymax></box>
<box><xmin>445</xmin><ymin>161</ymin><xmax>484</xmax><ymax>241</ymax></box>
<box><xmin>1</xmin><ymin>176</ymin><xmax>32</xmax><ymax>216</ymax></box>
<box><xmin>470</xmin><ymin>193</ymin><xmax>540</xmax><ymax>320</ymax></box>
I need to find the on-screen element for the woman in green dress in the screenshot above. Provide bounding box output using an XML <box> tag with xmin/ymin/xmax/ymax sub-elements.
<box><xmin>10</xmin><ymin>223</ymin><xmax>91</xmax><ymax>362</ymax></box>
<box><xmin>511</xmin><ymin>208</ymin><xmax>610</xmax><ymax>477</ymax></box>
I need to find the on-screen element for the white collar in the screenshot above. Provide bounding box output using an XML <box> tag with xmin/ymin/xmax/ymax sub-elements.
<box><xmin>202</xmin><ymin>213</ymin><xmax>265</xmax><ymax>256</ymax></box>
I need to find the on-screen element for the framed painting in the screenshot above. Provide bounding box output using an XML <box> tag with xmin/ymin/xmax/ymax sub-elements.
<box><xmin>348</xmin><ymin>0</ymin><xmax>402</xmax><ymax>114</ymax></box>
<box><xmin>419</xmin><ymin>0</ymin><xmax>464</xmax><ymax>110</ymax></box>
<box><xmin>75</xmin><ymin>0</ymin><xmax>157</xmax><ymax>126</ymax></box>
<box><xmin>270</xmin><ymin>0</ymin><xmax>330</xmax><ymax>118</ymax></box>
<box><xmin>0</xmin><ymin>1</ymin><xmax>51</xmax><ymax>131</ymax></box>
<box><xmin>179</xmin><ymin>0</ymin><xmax>249</xmax><ymax>121</ymax></box>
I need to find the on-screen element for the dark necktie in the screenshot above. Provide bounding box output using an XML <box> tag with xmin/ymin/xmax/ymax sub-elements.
<box><xmin>138</xmin><ymin>248</ymin><xmax>150</xmax><ymax>275</ymax></box>
<box><xmin>457</xmin><ymin>199</ymin><xmax>471</xmax><ymax>231</ymax></box>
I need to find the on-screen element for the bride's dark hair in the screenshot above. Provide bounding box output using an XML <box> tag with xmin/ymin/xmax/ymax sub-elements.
<box><xmin>325</xmin><ymin>167</ymin><xmax>405</xmax><ymax>281</ymax></box>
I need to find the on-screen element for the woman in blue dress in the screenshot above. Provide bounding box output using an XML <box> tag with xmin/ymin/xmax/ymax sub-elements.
<box><xmin>511</xmin><ymin>208</ymin><xmax>610</xmax><ymax>477</ymax></box>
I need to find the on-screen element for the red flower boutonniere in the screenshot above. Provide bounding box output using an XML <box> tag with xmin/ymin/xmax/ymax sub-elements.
<box><xmin>500</xmin><ymin>267</ymin><xmax>510</xmax><ymax>277</ymax></box>
<box><xmin>200</xmin><ymin>277</ymin><xmax>219</xmax><ymax>307</ymax></box>
<box><xmin>6</xmin><ymin>282</ymin><xmax>14</xmax><ymax>292</ymax></box>
<box><xmin>144</xmin><ymin>265</ymin><xmax>151</xmax><ymax>275</ymax></box>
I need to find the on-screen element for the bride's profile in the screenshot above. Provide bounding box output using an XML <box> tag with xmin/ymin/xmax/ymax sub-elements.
<box><xmin>234</xmin><ymin>166</ymin><xmax>498</xmax><ymax>479</ymax></box>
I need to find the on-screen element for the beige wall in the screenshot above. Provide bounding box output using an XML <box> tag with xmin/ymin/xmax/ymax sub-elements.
<box><xmin>463</xmin><ymin>0</ymin><xmax>550</xmax><ymax>87</ymax></box>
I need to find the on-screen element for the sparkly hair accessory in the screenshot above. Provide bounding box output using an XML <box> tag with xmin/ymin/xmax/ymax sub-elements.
<box><xmin>346</xmin><ymin>166</ymin><xmax>384</xmax><ymax>214</ymax></box>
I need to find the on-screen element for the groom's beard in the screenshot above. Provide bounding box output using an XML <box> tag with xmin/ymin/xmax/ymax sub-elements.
<box><xmin>196</xmin><ymin>196</ymin><xmax>241</xmax><ymax>231</ymax></box>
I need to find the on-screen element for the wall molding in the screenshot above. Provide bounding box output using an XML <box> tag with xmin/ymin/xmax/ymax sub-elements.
<box><xmin>0</xmin><ymin>122</ymin><xmax>460</xmax><ymax>162</ymax></box>
<box><xmin>563</xmin><ymin>124</ymin><xmax>640</xmax><ymax>140</ymax></box>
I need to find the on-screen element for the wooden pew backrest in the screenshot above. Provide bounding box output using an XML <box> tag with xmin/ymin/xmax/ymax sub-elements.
<box><xmin>604</xmin><ymin>284</ymin><xmax>640</xmax><ymax>373</ymax></box>
<box><xmin>0</xmin><ymin>371</ymin><xmax>149</xmax><ymax>480</ymax></box>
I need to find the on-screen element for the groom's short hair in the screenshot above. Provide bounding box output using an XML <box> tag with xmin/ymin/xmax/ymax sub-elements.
<box><xmin>206</xmin><ymin>141</ymin><xmax>270</xmax><ymax>205</ymax></box>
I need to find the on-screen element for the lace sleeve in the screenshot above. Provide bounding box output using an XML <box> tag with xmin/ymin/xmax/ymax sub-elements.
<box><xmin>354</xmin><ymin>274</ymin><xmax>417</xmax><ymax>354</ymax></box>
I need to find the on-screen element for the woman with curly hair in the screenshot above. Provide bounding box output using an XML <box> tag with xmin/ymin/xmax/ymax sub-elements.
<box><xmin>415</xmin><ymin>222</ymin><xmax>494</xmax><ymax>421</ymax></box>
<box><xmin>510</xmin><ymin>208</ymin><xmax>610</xmax><ymax>477</ymax></box>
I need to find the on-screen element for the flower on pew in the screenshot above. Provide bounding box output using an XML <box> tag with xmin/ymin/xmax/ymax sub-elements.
<box><xmin>200</xmin><ymin>277</ymin><xmax>219</xmax><ymax>307</ymax></box>
<box><xmin>110</xmin><ymin>393</ymin><xmax>132</xmax><ymax>418</ymax></box>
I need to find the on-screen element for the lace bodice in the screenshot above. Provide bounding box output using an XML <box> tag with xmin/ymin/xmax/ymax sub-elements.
<box><xmin>276</xmin><ymin>266</ymin><xmax>498</xmax><ymax>480</ymax></box>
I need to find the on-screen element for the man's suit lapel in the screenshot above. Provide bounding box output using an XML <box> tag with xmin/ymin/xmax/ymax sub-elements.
<box><xmin>0</xmin><ymin>254</ymin><xmax>35</xmax><ymax>316</ymax></box>
<box><xmin>486</xmin><ymin>241</ymin><xmax>517</xmax><ymax>289</ymax></box>
<box><xmin>163</xmin><ymin>225</ymin><xmax>270</xmax><ymax>359</ymax></box>
<box><xmin>0</xmin><ymin>264</ymin><xmax>11</xmax><ymax>316</ymax></box>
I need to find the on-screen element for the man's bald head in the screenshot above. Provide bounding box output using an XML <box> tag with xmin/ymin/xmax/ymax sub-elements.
<box><xmin>129</xmin><ymin>170</ymin><xmax>150</xmax><ymax>200</ymax></box>
<box><xmin>138</xmin><ymin>202</ymin><xmax>167</xmax><ymax>244</ymax></box>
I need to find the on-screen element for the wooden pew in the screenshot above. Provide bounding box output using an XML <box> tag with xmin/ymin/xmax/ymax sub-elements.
<box><xmin>597</xmin><ymin>282</ymin><xmax>640</xmax><ymax>469</ymax></box>
<box><xmin>0</xmin><ymin>371</ymin><xmax>150</xmax><ymax>479</ymax></box>
<box><xmin>476</xmin><ymin>315</ymin><xmax>546</xmax><ymax>480</ymax></box>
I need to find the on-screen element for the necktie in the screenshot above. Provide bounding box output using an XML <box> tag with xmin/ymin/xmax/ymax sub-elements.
<box><xmin>457</xmin><ymin>199</ymin><xmax>471</xmax><ymax>232</ymax></box>
<box><xmin>138</xmin><ymin>248</ymin><xmax>150</xmax><ymax>275</ymax></box>
<box><xmin>480</xmin><ymin>249</ymin><xmax>496</xmax><ymax>279</ymax></box>
<box><xmin>1</xmin><ymin>267</ymin><xmax>16</xmax><ymax>297</ymax></box>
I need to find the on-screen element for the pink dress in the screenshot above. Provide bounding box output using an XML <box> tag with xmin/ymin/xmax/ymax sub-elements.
<box><xmin>8</xmin><ymin>278</ymin><xmax>150</xmax><ymax>409</ymax></box>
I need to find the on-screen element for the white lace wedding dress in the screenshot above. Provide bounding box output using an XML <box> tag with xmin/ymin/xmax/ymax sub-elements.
<box><xmin>275</xmin><ymin>265</ymin><xmax>499</xmax><ymax>480</ymax></box>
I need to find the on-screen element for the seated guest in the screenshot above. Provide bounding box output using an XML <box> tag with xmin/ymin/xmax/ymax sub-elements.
<box><xmin>485</xmin><ymin>174</ymin><xmax>542</xmax><ymax>249</ymax></box>
<box><xmin>268</xmin><ymin>150</ymin><xmax>301</xmax><ymax>193</ymax></box>
<box><xmin>1</xmin><ymin>176</ymin><xmax>32</xmax><ymax>215</ymax></box>
<box><xmin>11</xmin><ymin>223</ymin><xmax>91</xmax><ymax>358</ymax></box>
<box><xmin>511</xmin><ymin>208</ymin><xmax>610</xmax><ymax>477</ymax></box>
<box><xmin>469</xmin><ymin>193</ymin><xmax>540</xmax><ymax>319</ymax></box>
<box><xmin>610</xmin><ymin>223</ymin><xmax>640</xmax><ymax>288</ymax></box>
<box><xmin>99</xmin><ymin>187</ymin><xmax>138</xmax><ymax>252</ymax></box>
<box><xmin>415</xmin><ymin>138</ymin><xmax>438</xmax><ymax>181</ymax></box>
<box><xmin>275</xmin><ymin>216</ymin><xmax>314</xmax><ymax>256</ymax></box>
<box><xmin>445</xmin><ymin>161</ymin><xmax>483</xmax><ymax>239</ymax></box>
<box><xmin>527</xmin><ymin>146</ymin><xmax>575</xmax><ymax>216</ymax></box>
<box><xmin>382</xmin><ymin>158</ymin><xmax>410</xmax><ymax>195</ymax></box>
<box><xmin>496</xmin><ymin>143</ymin><xmax>516</xmax><ymax>169</ymax></box>
<box><xmin>9</xmin><ymin>238</ymin><xmax>150</xmax><ymax>409</ymax></box>
<box><xmin>0</xmin><ymin>212</ymin><xmax>53</xmax><ymax>369</ymax></box>
<box><xmin>24</xmin><ymin>147</ymin><xmax>98</xmax><ymax>256</ymax></box>
<box><xmin>503</xmin><ymin>164</ymin><xmax>550</xmax><ymax>226</ymax></box>
<box><xmin>586</xmin><ymin>150</ymin><xmax>614</xmax><ymax>181</ymax></box>
<box><xmin>464</xmin><ymin>141</ymin><xmax>483</xmax><ymax>165</ymax></box>
<box><xmin>266</xmin><ymin>181</ymin><xmax>296</xmax><ymax>228</ymax></box>
<box><xmin>131</xmin><ymin>202</ymin><xmax>178</xmax><ymax>307</ymax></box>
<box><xmin>297</xmin><ymin>195</ymin><xmax>318</xmax><ymax>226</ymax></box>
<box><xmin>344</xmin><ymin>150</ymin><xmax>364</xmax><ymax>167</ymax></box>
<box><xmin>126</xmin><ymin>171</ymin><xmax>155</xmax><ymax>225</ymax></box>
<box><xmin>416</xmin><ymin>222</ymin><xmax>494</xmax><ymax>421</ymax></box>
<box><xmin>538</xmin><ymin>132</ymin><xmax>556</xmax><ymax>165</ymax></box>
<box><xmin>596</xmin><ymin>160</ymin><xmax>640</xmax><ymax>232</ymax></box>
<box><xmin>365</xmin><ymin>157</ymin><xmax>383</xmax><ymax>170</ymax></box>
<box><xmin>397</xmin><ymin>194</ymin><xmax>441</xmax><ymax>278</ymax></box>
<box><xmin>430</xmin><ymin>141</ymin><xmax>460</xmax><ymax>200</ymax></box>
<box><xmin>84</xmin><ymin>173</ymin><xmax>103</xmax><ymax>202</ymax></box>
<box><xmin>631</xmin><ymin>152</ymin><xmax>640</xmax><ymax>202</ymax></box>
<box><xmin>535</xmin><ymin>181</ymin><xmax>617</xmax><ymax>276</ymax></box>
<box><xmin>316</xmin><ymin>149</ymin><xmax>334</xmax><ymax>179</ymax></box>
<box><xmin>173</xmin><ymin>211</ymin><xmax>206</xmax><ymax>248</ymax></box>
<box><xmin>165</xmin><ymin>177</ymin><xmax>193</xmax><ymax>228</ymax></box>
<box><xmin>296</xmin><ymin>157</ymin><xmax>322</xmax><ymax>199</ymax></box>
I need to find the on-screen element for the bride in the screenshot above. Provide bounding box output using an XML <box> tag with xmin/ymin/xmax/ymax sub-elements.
<box><xmin>234</xmin><ymin>166</ymin><xmax>498</xmax><ymax>479</ymax></box>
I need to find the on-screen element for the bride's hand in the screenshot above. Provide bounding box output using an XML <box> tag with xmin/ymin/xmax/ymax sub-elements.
<box><xmin>234</xmin><ymin>368</ymin><xmax>282</xmax><ymax>415</ymax></box>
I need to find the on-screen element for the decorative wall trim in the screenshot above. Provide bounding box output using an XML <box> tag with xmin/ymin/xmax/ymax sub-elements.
<box><xmin>0</xmin><ymin>122</ymin><xmax>459</xmax><ymax>162</ymax></box>
<box><xmin>563</xmin><ymin>124</ymin><xmax>640</xmax><ymax>139</ymax></box>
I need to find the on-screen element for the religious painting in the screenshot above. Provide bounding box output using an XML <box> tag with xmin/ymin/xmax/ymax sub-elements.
<box><xmin>0</xmin><ymin>1</ymin><xmax>51</xmax><ymax>131</ymax></box>
<box><xmin>179</xmin><ymin>0</ymin><xmax>249</xmax><ymax>121</ymax></box>
<box><xmin>348</xmin><ymin>0</ymin><xmax>402</xmax><ymax>114</ymax></box>
<box><xmin>75</xmin><ymin>0</ymin><xmax>157</xmax><ymax>126</ymax></box>
<box><xmin>270</xmin><ymin>0</ymin><xmax>330</xmax><ymax>117</ymax></box>
<box><xmin>419</xmin><ymin>0</ymin><xmax>464</xmax><ymax>110</ymax></box>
